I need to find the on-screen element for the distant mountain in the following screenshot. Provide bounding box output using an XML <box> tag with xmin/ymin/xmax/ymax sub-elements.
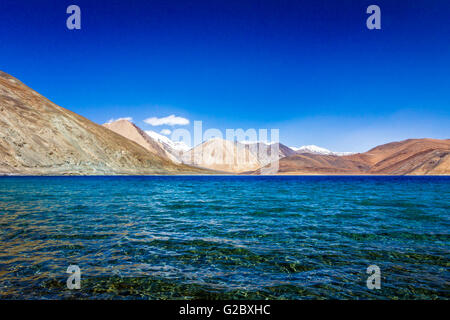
<box><xmin>265</xmin><ymin>139</ymin><xmax>450</xmax><ymax>175</ymax></box>
<box><xmin>291</xmin><ymin>145</ymin><xmax>354</xmax><ymax>156</ymax></box>
<box><xmin>353</xmin><ymin>138</ymin><xmax>450</xmax><ymax>175</ymax></box>
<box><xmin>273</xmin><ymin>153</ymin><xmax>370</xmax><ymax>175</ymax></box>
<box><xmin>0</xmin><ymin>71</ymin><xmax>204</xmax><ymax>175</ymax></box>
<box><xmin>239</xmin><ymin>141</ymin><xmax>296</xmax><ymax>166</ymax></box>
<box><xmin>182</xmin><ymin>138</ymin><xmax>261</xmax><ymax>173</ymax></box>
<box><xmin>144</xmin><ymin>130</ymin><xmax>191</xmax><ymax>161</ymax></box>
<box><xmin>1</xmin><ymin>71</ymin><xmax>447</xmax><ymax>176</ymax></box>
<box><xmin>103</xmin><ymin>119</ymin><xmax>181</xmax><ymax>163</ymax></box>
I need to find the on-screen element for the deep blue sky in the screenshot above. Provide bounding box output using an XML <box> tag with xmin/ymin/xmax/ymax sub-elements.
<box><xmin>0</xmin><ymin>0</ymin><xmax>449</xmax><ymax>151</ymax></box>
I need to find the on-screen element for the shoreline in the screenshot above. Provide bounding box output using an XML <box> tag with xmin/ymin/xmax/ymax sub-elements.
<box><xmin>1</xmin><ymin>173</ymin><xmax>449</xmax><ymax>177</ymax></box>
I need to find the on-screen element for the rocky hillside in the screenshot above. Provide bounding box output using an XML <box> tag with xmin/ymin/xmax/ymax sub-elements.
<box><xmin>102</xmin><ymin>119</ymin><xmax>181</xmax><ymax>163</ymax></box>
<box><xmin>1</xmin><ymin>71</ymin><xmax>447</xmax><ymax>176</ymax></box>
<box><xmin>273</xmin><ymin>139</ymin><xmax>450</xmax><ymax>175</ymax></box>
<box><xmin>239</xmin><ymin>141</ymin><xmax>296</xmax><ymax>167</ymax></box>
<box><xmin>354</xmin><ymin>138</ymin><xmax>450</xmax><ymax>175</ymax></box>
<box><xmin>182</xmin><ymin>138</ymin><xmax>261</xmax><ymax>173</ymax></box>
<box><xmin>0</xmin><ymin>71</ymin><xmax>204</xmax><ymax>175</ymax></box>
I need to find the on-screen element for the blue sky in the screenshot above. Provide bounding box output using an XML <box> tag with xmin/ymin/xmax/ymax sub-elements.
<box><xmin>0</xmin><ymin>0</ymin><xmax>449</xmax><ymax>152</ymax></box>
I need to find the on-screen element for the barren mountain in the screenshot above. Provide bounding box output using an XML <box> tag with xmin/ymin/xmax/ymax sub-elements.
<box><xmin>239</xmin><ymin>141</ymin><xmax>296</xmax><ymax>166</ymax></box>
<box><xmin>145</xmin><ymin>129</ymin><xmax>190</xmax><ymax>160</ymax></box>
<box><xmin>182</xmin><ymin>138</ymin><xmax>261</xmax><ymax>173</ymax></box>
<box><xmin>102</xmin><ymin>119</ymin><xmax>181</xmax><ymax>163</ymax></box>
<box><xmin>1</xmin><ymin>71</ymin><xmax>447</xmax><ymax>176</ymax></box>
<box><xmin>291</xmin><ymin>145</ymin><xmax>354</xmax><ymax>156</ymax></box>
<box><xmin>273</xmin><ymin>138</ymin><xmax>450</xmax><ymax>175</ymax></box>
<box><xmin>272</xmin><ymin>154</ymin><xmax>369</xmax><ymax>175</ymax></box>
<box><xmin>0</xmin><ymin>71</ymin><xmax>204</xmax><ymax>175</ymax></box>
<box><xmin>352</xmin><ymin>138</ymin><xmax>450</xmax><ymax>175</ymax></box>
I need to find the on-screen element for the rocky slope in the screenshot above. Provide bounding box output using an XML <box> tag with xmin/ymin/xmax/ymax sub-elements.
<box><xmin>182</xmin><ymin>138</ymin><xmax>261</xmax><ymax>173</ymax></box>
<box><xmin>273</xmin><ymin>153</ymin><xmax>369</xmax><ymax>175</ymax></box>
<box><xmin>352</xmin><ymin>138</ymin><xmax>450</xmax><ymax>175</ymax></box>
<box><xmin>272</xmin><ymin>139</ymin><xmax>450</xmax><ymax>175</ymax></box>
<box><xmin>0</xmin><ymin>71</ymin><xmax>204</xmax><ymax>175</ymax></box>
<box><xmin>291</xmin><ymin>145</ymin><xmax>354</xmax><ymax>156</ymax></box>
<box><xmin>144</xmin><ymin>129</ymin><xmax>190</xmax><ymax>161</ymax></box>
<box><xmin>1</xmin><ymin>71</ymin><xmax>447</xmax><ymax>176</ymax></box>
<box><xmin>239</xmin><ymin>141</ymin><xmax>295</xmax><ymax>166</ymax></box>
<box><xmin>102</xmin><ymin>119</ymin><xmax>181</xmax><ymax>163</ymax></box>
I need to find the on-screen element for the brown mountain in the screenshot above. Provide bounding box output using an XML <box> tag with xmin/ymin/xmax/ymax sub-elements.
<box><xmin>240</xmin><ymin>142</ymin><xmax>296</xmax><ymax>167</ymax></box>
<box><xmin>354</xmin><ymin>138</ymin><xmax>450</xmax><ymax>175</ymax></box>
<box><xmin>1</xmin><ymin>71</ymin><xmax>447</xmax><ymax>176</ymax></box>
<box><xmin>0</xmin><ymin>71</ymin><xmax>204</xmax><ymax>175</ymax></box>
<box><xmin>102</xmin><ymin>119</ymin><xmax>181</xmax><ymax>163</ymax></box>
<box><xmin>273</xmin><ymin>138</ymin><xmax>450</xmax><ymax>175</ymax></box>
<box><xmin>274</xmin><ymin>153</ymin><xmax>370</xmax><ymax>175</ymax></box>
<box><xmin>182</xmin><ymin>138</ymin><xmax>261</xmax><ymax>173</ymax></box>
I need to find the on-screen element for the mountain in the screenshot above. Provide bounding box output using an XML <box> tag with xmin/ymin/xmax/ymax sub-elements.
<box><xmin>102</xmin><ymin>120</ymin><xmax>181</xmax><ymax>163</ymax></box>
<box><xmin>182</xmin><ymin>138</ymin><xmax>261</xmax><ymax>173</ymax></box>
<box><xmin>353</xmin><ymin>138</ymin><xmax>450</xmax><ymax>175</ymax></box>
<box><xmin>290</xmin><ymin>145</ymin><xmax>332</xmax><ymax>155</ymax></box>
<box><xmin>273</xmin><ymin>153</ymin><xmax>370</xmax><ymax>175</ymax></box>
<box><xmin>1</xmin><ymin>71</ymin><xmax>447</xmax><ymax>176</ymax></box>
<box><xmin>239</xmin><ymin>141</ymin><xmax>296</xmax><ymax>166</ymax></box>
<box><xmin>145</xmin><ymin>130</ymin><xmax>191</xmax><ymax>153</ymax></box>
<box><xmin>270</xmin><ymin>139</ymin><xmax>450</xmax><ymax>175</ymax></box>
<box><xmin>0</xmin><ymin>71</ymin><xmax>204</xmax><ymax>175</ymax></box>
<box><xmin>144</xmin><ymin>130</ymin><xmax>191</xmax><ymax>163</ymax></box>
<box><xmin>291</xmin><ymin>145</ymin><xmax>354</xmax><ymax>156</ymax></box>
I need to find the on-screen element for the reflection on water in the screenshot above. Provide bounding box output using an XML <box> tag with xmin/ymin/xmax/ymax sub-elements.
<box><xmin>0</xmin><ymin>176</ymin><xmax>449</xmax><ymax>299</ymax></box>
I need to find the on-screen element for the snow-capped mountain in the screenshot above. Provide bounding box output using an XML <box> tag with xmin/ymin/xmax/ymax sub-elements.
<box><xmin>182</xmin><ymin>138</ymin><xmax>261</xmax><ymax>173</ymax></box>
<box><xmin>290</xmin><ymin>145</ymin><xmax>333</xmax><ymax>155</ymax></box>
<box><xmin>238</xmin><ymin>140</ymin><xmax>296</xmax><ymax>164</ymax></box>
<box><xmin>239</xmin><ymin>140</ymin><xmax>278</xmax><ymax>145</ymax></box>
<box><xmin>145</xmin><ymin>130</ymin><xmax>191</xmax><ymax>153</ymax></box>
<box><xmin>290</xmin><ymin>145</ymin><xmax>354</xmax><ymax>156</ymax></box>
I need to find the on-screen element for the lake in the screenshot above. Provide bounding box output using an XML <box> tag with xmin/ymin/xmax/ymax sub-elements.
<box><xmin>0</xmin><ymin>176</ymin><xmax>448</xmax><ymax>299</ymax></box>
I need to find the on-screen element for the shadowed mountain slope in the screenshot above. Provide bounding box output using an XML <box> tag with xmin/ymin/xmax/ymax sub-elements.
<box><xmin>0</xmin><ymin>71</ymin><xmax>205</xmax><ymax>175</ymax></box>
<box><xmin>273</xmin><ymin>139</ymin><xmax>450</xmax><ymax>175</ymax></box>
<box><xmin>102</xmin><ymin>119</ymin><xmax>181</xmax><ymax>163</ymax></box>
<box><xmin>182</xmin><ymin>138</ymin><xmax>261</xmax><ymax>173</ymax></box>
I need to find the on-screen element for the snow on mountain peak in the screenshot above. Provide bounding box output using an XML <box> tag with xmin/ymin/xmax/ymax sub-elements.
<box><xmin>291</xmin><ymin>145</ymin><xmax>333</xmax><ymax>155</ymax></box>
<box><xmin>290</xmin><ymin>145</ymin><xmax>354</xmax><ymax>156</ymax></box>
<box><xmin>239</xmin><ymin>140</ymin><xmax>278</xmax><ymax>145</ymax></box>
<box><xmin>145</xmin><ymin>130</ymin><xmax>191</xmax><ymax>152</ymax></box>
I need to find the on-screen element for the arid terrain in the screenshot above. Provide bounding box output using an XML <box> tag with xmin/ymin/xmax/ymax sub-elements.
<box><xmin>0</xmin><ymin>71</ymin><xmax>448</xmax><ymax>175</ymax></box>
<box><xmin>273</xmin><ymin>139</ymin><xmax>450</xmax><ymax>175</ymax></box>
<box><xmin>182</xmin><ymin>138</ymin><xmax>261</xmax><ymax>173</ymax></box>
<box><xmin>0</xmin><ymin>71</ymin><xmax>205</xmax><ymax>175</ymax></box>
<box><xmin>103</xmin><ymin>119</ymin><xmax>182</xmax><ymax>164</ymax></box>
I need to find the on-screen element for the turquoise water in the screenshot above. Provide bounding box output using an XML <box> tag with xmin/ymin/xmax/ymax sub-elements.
<box><xmin>0</xmin><ymin>176</ymin><xmax>448</xmax><ymax>299</ymax></box>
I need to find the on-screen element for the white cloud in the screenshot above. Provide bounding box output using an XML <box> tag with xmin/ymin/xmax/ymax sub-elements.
<box><xmin>106</xmin><ymin>117</ymin><xmax>133</xmax><ymax>124</ymax></box>
<box><xmin>160</xmin><ymin>129</ymin><xmax>172</xmax><ymax>135</ymax></box>
<box><xmin>144</xmin><ymin>114</ymin><xmax>189</xmax><ymax>126</ymax></box>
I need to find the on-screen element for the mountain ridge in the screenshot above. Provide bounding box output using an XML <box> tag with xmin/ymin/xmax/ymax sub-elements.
<box><xmin>270</xmin><ymin>138</ymin><xmax>450</xmax><ymax>175</ymax></box>
<box><xmin>102</xmin><ymin>119</ymin><xmax>182</xmax><ymax>163</ymax></box>
<box><xmin>182</xmin><ymin>138</ymin><xmax>261</xmax><ymax>173</ymax></box>
<box><xmin>0</xmin><ymin>71</ymin><xmax>448</xmax><ymax>175</ymax></box>
<box><xmin>0</xmin><ymin>71</ymin><xmax>206</xmax><ymax>175</ymax></box>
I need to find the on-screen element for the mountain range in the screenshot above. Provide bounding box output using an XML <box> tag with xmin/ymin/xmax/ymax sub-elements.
<box><xmin>289</xmin><ymin>145</ymin><xmax>354</xmax><ymax>156</ymax></box>
<box><xmin>103</xmin><ymin>119</ymin><xmax>450</xmax><ymax>175</ymax></box>
<box><xmin>1</xmin><ymin>71</ymin><xmax>449</xmax><ymax>175</ymax></box>
<box><xmin>0</xmin><ymin>71</ymin><xmax>205</xmax><ymax>175</ymax></box>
